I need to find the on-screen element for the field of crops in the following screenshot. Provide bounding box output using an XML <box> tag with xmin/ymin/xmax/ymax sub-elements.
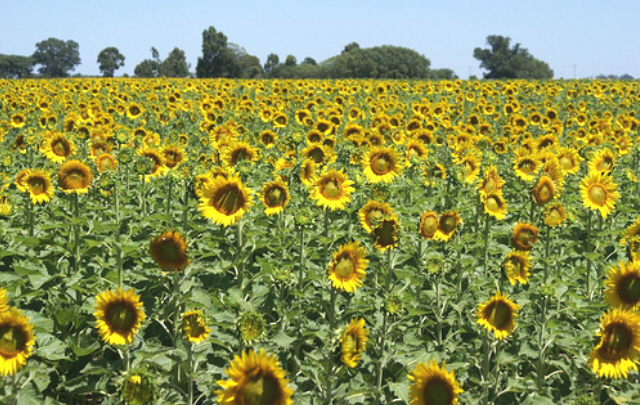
<box><xmin>1</xmin><ymin>78</ymin><xmax>640</xmax><ymax>405</ymax></box>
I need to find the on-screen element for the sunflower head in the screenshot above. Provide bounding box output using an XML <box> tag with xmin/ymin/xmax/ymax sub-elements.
<box><xmin>311</xmin><ymin>169</ymin><xmax>355</xmax><ymax>211</ymax></box>
<box><xmin>544</xmin><ymin>203</ymin><xmax>567</xmax><ymax>227</ymax></box>
<box><xmin>237</xmin><ymin>311</ymin><xmax>267</xmax><ymax>343</ymax></box>
<box><xmin>0</xmin><ymin>307</ymin><xmax>36</xmax><ymax>376</ymax></box>
<box><xmin>435</xmin><ymin>212</ymin><xmax>461</xmax><ymax>242</ymax></box>
<box><xmin>150</xmin><ymin>231</ymin><xmax>189</xmax><ymax>271</ymax></box>
<box><xmin>408</xmin><ymin>359</ymin><xmax>464</xmax><ymax>405</ymax></box>
<box><xmin>579</xmin><ymin>171</ymin><xmax>620</xmax><ymax>219</ymax></box>
<box><xmin>477</xmin><ymin>291</ymin><xmax>520</xmax><ymax>340</ymax></box>
<box><xmin>604</xmin><ymin>261</ymin><xmax>640</xmax><ymax>310</ymax></box>
<box><xmin>94</xmin><ymin>288</ymin><xmax>146</xmax><ymax>346</ymax></box>
<box><xmin>122</xmin><ymin>369</ymin><xmax>157</xmax><ymax>405</ymax></box>
<box><xmin>512</xmin><ymin>223</ymin><xmax>539</xmax><ymax>251</ymax></box>
<box><xmin>419</xmin><ymin>211</ymin><xmax>439</xmax><ymax>240</ymax></box>
<box><xmin>589</xmin><ymin>308</ymin><xmax>640</xmax><ymax>379</ymax></box>
<box><xmin>372</xmin><ymin>215</ymin><xmax>400</xmax><ymax>252</ymax></box>
<box><xmin>532</xmin><ymin>175</ymin><xmax>555</xmax><ymax>206</ymax></box>
<box><xmin>340</xmin><ymin>318</ymin><xmax>369</xmax><ymax>368</ymax></box>
<box><xmin>57</xmin><ymin>160</ymin><xmax>93</xmax><ymax>194</ymax></box>
<box><xmin>504</xmin><ymin>250</ymin><xmax>531</xmax><ymax>285</ymax></box>
<box><xmin>198</xmin><ymin>174</ymin><xmax>253</xmax><ymax>227</ymax></box>
<box><xmin>362</xmin><ymin>146</ymin><xmax>404</xmax><ymax>183</ymax></box>
<box><xmin>358</xmin><ymin>200</ymin><xmax>393</xmax><ymax>234</ymax></box>
<box><xmin>182</xmin><ymin>310</ymin><xmax>210</xmax><ymax>344</ymax></box>
<box><xmin>23</xmin><ymin>169</ymin><xmax>55</xmax><ymax>204</ymax></box>
<box><xmin>260</xmin><ymin>179</ymin><xmax>290</xmax><ymax>216</ymax></box>
<box><xmin>483</xmin><ymin>192</ymin><xmax>508</xmax><ymax>220</ymax></box>
<box><xmin>96</xmin><ymin>153</ymin><xmax>118</xmax><ymax>172</ymax></box>
<box><xmin>328</xmin><ymin>241</ymin><xmax>368</xmax><ymax>293</ymax></box>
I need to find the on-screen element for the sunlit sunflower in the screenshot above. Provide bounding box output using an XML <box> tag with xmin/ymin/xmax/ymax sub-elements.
<box><xmin>23</xmin><ymin>169</ymin><xmax>55</xmax><ymax>204</ymax></box>
<box><xmin>136</xmin><ymin>147</ymin><xmax>167</xmax><ymax>179</ymax></box>
<box><xmin>544</xmin><ymin>203</ymin><xmax>567</xmax><ymax>227</ymax></box>
<box><xmin>94</xmin><ymin>288</ymin><xmax>146</xmax><ymax>346</ymax></box>
<box><xmin>328</xmin><ymin>241</ymin><xmax>368</xmax><ymax>293</ymax></box>
<box><xmin>513</xmin><ymin>155</ymin><xmax>541</xmax><ymax>182</ymax></box>
<box><xmin>588</xmin><ymin>148</ymin><xmax>616</xmax><ymax>174</ymax></box>
<box><xmin>419</xmin><ymin>211</ymin><xmax>440</xmax><ymax>240</ymax></box>
<box><xmin>311</xmin><ymin>169</ymin><xmax>355</xmax><ymax>211</ymax></box>
<box><xmin>299</xmin><ymin>158</ymin><xmax>318</xmax><ymax>187</ymax></box>
<box><xmin>182</xmin><ymin>310</ymin><xmax>211</xmax><ymax>344</ymax></box>
<box><xmin>0</xmin><ymin>195</ymin><xmax>10</xmax><ymax>218</ymax></box>
<box><xmin>95</xmin><ymin>153</ymin><xmax>118</xmax><ymax>173</ymax></box>
<box><xmin>259</xmin><ymin>130</ymin><xmax>278</xmax><ymax>148</ymax></box>
<box><xmin>532</xmin><ymin>175</ymin><xmax>555</xmax><ymax>206</ymax></box>
<box><xmin>41</xmin><ymin>132</ymin><xmax>77</xmax><ymax>163</ymax></box>
<box><xmin>10</xmin><ymin>112</ymin><xmax>26</xmax><ymax>128</ymax></box>
<box><xmin>198</xmin><ymin>174</ymin><xmax>253</xmax><ymax>227</ymax></box>
<box><xmin>340</xmin><ymin>318</ymin><xmax>368</xmax><ymax>368</ymax></box>
<box><xmin>122</xmin><ymin>370</ymin><xmax>157</xmax><ymax>405</ymax></box>
<box><xmin>556</xmin><ymin>147</ymin><xmax>583</xmax><ymax>175</ymax></box>
<box><xmin>504</xmin><ymin>250</ymin><xmax>531</xmax><ymax>285</ymax></box>
<box><xmin>435</xmin><ymin>212</ymin><xmax>461</xmax><ymax>242</ymax></box>
<box><xmin>404</xmin><ymin>140</ymin><xmax>429</xmax><ymax>165</ymax></box>
<box><xmin>162</xmin><ymin>144</ymin><xmax>187</xmax><ymax>169</ymax></box>
<box><xmin>126</xmin><ymin>103</ymin><xmax>144</xmax><ymax>120</ymax></box>
<box><xmin>150</xmin><ymin>231</ymin><xmax>189</xmax><ymax>271</ymax></box>
<box><xmin>372</xmin><ymin>215</ymin><xmax>400</xmax><ymax>252</ymax></box>
<box><xmin>476</xmin><ymin>291</ymin><xmax>520</xmax><ymax>340</ymax></box>
<box><xmin>621</xmin><ymin>217</ymin><xmax>640</xmax><ymax>246</ymax></box>
<box><xmin>483</xmin><ymin>192</ymin><xmax>508</xmax><ymax>220</ymax></box>
<box><xmin>224</xmin><ymin>141</ymin><xmax>259</xmax><ymax>167</ymax></box>
<box><xmin>260</xmin><ymin>179</ymin><xmax>290</xmax><ymax>216</ymax></box>
<box><xmin>579</xmin><ymin>171</ymin><xmax>620</xmax><ymax>219</ymax></box>
<box><xmin>359</xmin><ymin>200</ymin><xmax>393</xmax><ymax>234</ymax></box>
<box><xmin>362</xmin><ymin>146</ymin><xmax>404</xmax><ymax>183</ymax></box>
<box><xmin>0</xmin><ymin>288</ymin><xmax>7</xmax><ymax>313</ymax></box>
<box><xmin>215</xmin><ymin>349</ymin><xmax>294</xmax><ymax>405</ymax></box>
<box><xmin>589</xmin><ymin>308</ymin><xmax>640</xmax><ymax>379</ymax></box>
<box><xmin>57</xmin><ymin>159</ymin><xmax>93</xmax><ymax>194</ymax></box>
<box><xmin>477</xmin><ymin>165</ymin><xmax>504</xmax><ymax>197</ymax></box>
<box><xmin>458</xmin><ymin>152</ymin><xmax>481</xmax><ymax>184</ymax></box>
<box><xmin>408</xmin><ymin>359</ymin><xmax>464</xmax><ymax>405</ymax></box>
<box><xmin>0</xmin><ymin>307</ymin><xmax>36</xmax><ymax>376</ymax></box>
<box><xmin>604</xmin><ymin>261</ymin><xmax>640</xmax><ymax>310</ymax></box>
<box><xmin>512</xmin><ymin>223</ymin><xmax>539</xmax><ymax>251</ymax></box>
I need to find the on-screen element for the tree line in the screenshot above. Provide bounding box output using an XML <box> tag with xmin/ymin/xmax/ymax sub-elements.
<box><xmin>2</xmin><ymin>28</ymin><xmax>626</xmax><ymax>80</ymax></box>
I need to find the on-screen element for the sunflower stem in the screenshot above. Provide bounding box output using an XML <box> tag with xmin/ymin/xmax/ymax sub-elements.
<box><xmin>536</xmin><ymin>294</ymin><xmax>548</xmax><ymax>392</ymax></box>
<box><xmin>586</xmin><ymin>210</ymin><xmax>593</xmax><ymax>300</ymax></box>
<box><xmin>375</xmin><ymin>249</ymin><xmax>393</xmax><ymax>405</ymax></box>
<box><xmin>166</xmin><ymin>175</ymin><xmax>173</xmax><ymax>224</ymax></box>
<box><xmin>482</xmin><ymin>213</ymin><xmax>491</xmax><ymax>276</ymax></box>
<box><xmin>140</xmin><ymin>176</ymin><xmax>146</xmax><ymax>217</ymax></box>
<box><xmin>73</xmin><ymin>193</ymin><xmax>81</xmax><ymax>274</ymax></box>
<box><xmin>324</xmin><ymin>286</ymin><xmax>337</xmax><ymax>405</ymax></box>
<box><xmin>182</xmin><ymin>182</ymin><xmax>190</xmax><ymax>233</ymax></box>
<box><xmin>296</xmin><ymin>225</ymin><xmax>305</xmax><ymax>330</ymax></box>
<box><xmin>187</xmin><ymin>342</ymin><xmax>194</xmax><ymax>405</ymax></box>
<box><xmin>529</xmin><ymin>197</ymin><xmax>536</xmax><ymax>223</ymax></box>
<box><xmin>172</xmin><ymin>271</ymin><xmax>182</xmax><ymax>348</ymax></box>
<box><xmin>482</xmin><ymin>330</ymin><xmax>491</xmax><ymax>405</ymax></box>
<box><xmin>26</xmin><ymin>194</ymin><xmax>34</xmax><ymax>237</ymax></box>
<box><xmin>236</xmin><ymin>220</ymin><xmax>244</xmax><ymax>292</ymax></box>
<box><xmin>115</xmin><ymin>182</ymin><xmax>123</xmax><ymax>288</ymax></box>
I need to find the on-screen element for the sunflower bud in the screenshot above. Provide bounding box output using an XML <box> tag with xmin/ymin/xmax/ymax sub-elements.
<box><xmin>134</xmin><ymin>156</ymin><xmax>154</xmax><ymax>175</ymax></box>
<box><xmin>122</xmin><ymin>370</ymin><xmax>156</xmax><ymax>405</ymax></box>
<box><xmin>237</xmin><ymin>311</ymin><xmax>267</xmax><ymax>343</ymax></box>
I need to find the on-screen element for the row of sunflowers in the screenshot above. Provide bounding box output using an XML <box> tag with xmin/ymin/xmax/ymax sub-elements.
<box><xmin>0</xmin><ymin>77</ymin><xmax>639</xmax><ymax>404</ymax></box>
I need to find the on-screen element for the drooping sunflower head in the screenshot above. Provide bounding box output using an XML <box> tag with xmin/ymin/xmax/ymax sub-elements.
<box><xmin>259</xmin><ymin>130</ymin><xmax>278</xmax><ymax>148</ymax></box>
<box><xmin>57</xmin><ymin>159</ymin><xmax>93</xmax><ymax>194</ymax></box>
<box><xmin>408</xmin><ymin>359</ymin><xmax>464</xmax><ymax>405</ymax></box>
<box><xmin>260</xmin><ymin>179</ymin><xmax>290</xmax><ymax>216</ymax></box>
<box><xmin>311</xmin><ymin>169</ymin><xmax>355</xmax><ymax>211</ymax></box>
<box><xmin>94</xmin><ymin>288</ymin><xmax>146</xmax><ymax>346</ymax></box>
<box><xmin>358</xmin><ymin>200</ymin><xmax>393</xmax><ymax>234</ymax></box>
<box><xmin>23</xmin><ymin>169</ymin><xmax>55</xmax><ymax>204</ymax></box>
<box><xmin>512</xmin><ymin>222</ymin><xmax>539</xmax><ymax>251</ymax></box>
<box><xmin>372</xmin><ymin>215</ymin><xmax>400</xmax><ymax>252</ymax></box>
<box><xmin>532</xmin><ymin>175</ymin><xmax>556</xmax><ymax>206</ymax></box>
<box><xmin>340</xmin><ymin>318</ymin><xmax>369</xmax><ymax>368</ymax></box>
<box><xmin>620</xmin><ymin>216</ymin><xmax>640</xmax><ymax>246</ymax></box>
<box><xmin>215</xmin><ymin>349</ymin><xmax>294</xmax><ymax>405</ymax></box>
<box><xmin>588</xmin><ymin>148</ymin><xmax>616</xmax><ymax>174</ymax></box>
<box><xmin>182</xmin><ymin>310</ymin><xmax>210</xmax><ymax>344</ymax></box>
<box><xmin>483</xmin><ymin>192</ymin><xmax>508</xmax><ymax>220</ymax></box>
<box><xmin>328</xmin><ymin>241</ymin><xmax>368</xmax><ymax>293</ymax></box>
<box><xmin>504</xmin><ymin>250</ymin><xmax>531</xmax><ymax>285</ymax></box>
<box><xmin>198</xmin><ymin>174</ymin><xmax>253</xmax><ymax>227</ymax></box>
<box><xmin>96</xmin><ymin>153</ymin><xmax>118</xmax><ymax>173</ymax></box>
<box><xmin>121</xmin><ymin>369</ymin><xmax>157</xmax><ymax>405</ymax></box>
<box><xmin>458</xmin><ymin>152</ymin><xmax>481</xmax><ymax>184</ymax></box>
<box><xmin>362</xmin><ymin>146</ymin><xmax>404</xmax><ymax>184</ymax></box>
<box><xmin>477</xmin><ymin>165</ymin><xmax>504</xmax><ymax>197</ymax></box>
<box><xmin>476</xmin><ymin>291</ymin><xmax>520</xmax><ymax>340</ymax></box>
<box><xmin>579</xmin><ymin>171</ymin><xmax>620</xmax><ymax>219</ymax></box>
<box><xmin>544</xmin><ymin>202</ymin><xmax>567</xmax><ymax>227</ymax></box>
<box><xmin>435</xmin><ymin>212</ymin><xmax>461</xmax><ymax>242</ymax></box>
<box><xmin>604</xmin><ymin>261</ymin><xmax>640</xmax><ymax>310</ymax></box>
<box><xmin>0</xmin><ymin>195</ymin><xmax>10</xmax><ymax>217</ymax></box>
<box><xmin>589</xmin><ymin>308</ymin><xmax>640</xmax><ymax>379</ymax></box>
<box><xmin>419</xmin><ymin>211</ymin><xmax>439</xmax><ymax>240</ymax></box>
<box><xmin>0</xmin><ymin>307</ymin><xmax>36</xmax><ymax>377</ymax></box>
<box><xmin>150</xmin><ymin>231</ymin><xmax>189</xmax><ymax>271</ymax></box>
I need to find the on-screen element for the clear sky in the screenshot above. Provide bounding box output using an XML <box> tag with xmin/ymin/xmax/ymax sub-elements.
<box><xmin>2</xmin><ymin>0</ymin><xmax>640</xmax><ymax>79</ymax></box>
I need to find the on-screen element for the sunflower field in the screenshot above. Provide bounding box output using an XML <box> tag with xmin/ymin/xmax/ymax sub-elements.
<box><xmin>1</xmin><ymin>78</ymin><xmax>640</xmax><ymax>405</ymax></box>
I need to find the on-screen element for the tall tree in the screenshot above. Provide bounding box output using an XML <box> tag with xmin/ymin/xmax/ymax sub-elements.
<box><xmin>284</xmin><ymin>55</ymin><xmax>297</xmax><ymax>67</ymax></box>
<box><xmin>97</xmin><ymin>47</ymin><xmax>125</xmax><ymax>77</ymax></box>
<box><xmin>195</xmin><ymin>26</ymin><xmax>238</xmax><ymax>78</ymax></box>
<box><xmin>159</xmin><ymin>47</ymin><xmax>189</xmax><ymax>77</ymax></box>
<box><xmin>263</xmin><ymin>53</ymin><xmax>280</xmax><ymax>74</ymax></box>
<box><xmin>473</xmin><ymin>35</ymin><xmax>553</xmax><ymax>79</ymax></box>
<box><xmin>0</xmin><ymin>54</ymin><xmax>34</xmax><ymax>78</ymax></box>
<box><xmin>134</xmin><ymin>47</ymin><xmax>161</xmax><ymax>78</ymax></box>
<box><xmin>32</xmin><ymin>38</ymin><xmax>81</xmax><ymax>77</ymax></box>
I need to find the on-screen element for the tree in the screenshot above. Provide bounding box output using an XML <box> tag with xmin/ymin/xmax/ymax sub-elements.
<box><xmin>325</xmin><ymin>45</ymin><xmax>431</xmax><ymax>79</ymax></box>
<box><xmin>195</xmin><ymin>26</ymin><xmax>239</xmax><ymax>78</ymax></box>
<box><xmin>228</xmin><ymin>44</ymin><xmax>262</xmax><ymax>78</ymax></box>
<box><xmin>263</xmin><ymin>53</ymin><xmax>280</xmax><ymax>74</ymax></box>
<box><xmin>32</xmin><ymin>38</ymin><xmax>81</xmax><ymax>77</ymax></box>
<box><xmin>285</xmin><ymin>55</ymin><xmax>297</xmax><ymax>67</ymax></box>
<box><xmin>430</xmin><ymin>68</ymin><xmax>458</xmax><ymax>80</ymax></box>
<box><xmin>302</xmin><ymin>57</ymin><xmax>317</xmax><ymax>66</ymax></box>
<box><xmin>0</xmin><ymin>54</ymin><xmax>34</xmax><ymax>78</ymax></box>
<box><xmin>159</xmin><ymin>47</ymin><xmax>189</xmax><ymax>77</ymax></box>
<box><xmin>473</xmin><ymin>35</ymin><xmax>553</xmax><ymax>79</ymax></box>
<box><xmin>97</xmin><ymin>47</ymin><xmax>125</xmax><ymax>77</ymax></box>
<box><xmin>134</xmin><ymin>47</ymin><xmax>161</xmax><ymax>78</ymax></box>
<box><xmin>342</xmin><ymin>42</ymin><xmax>360</xmax><ymax>54</ymax></box>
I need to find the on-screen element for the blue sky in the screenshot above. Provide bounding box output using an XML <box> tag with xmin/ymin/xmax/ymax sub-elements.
<box><xmin>2</xmin><ymin>0</ymin><xmax>640</xmax><ymax>79</ymax></box>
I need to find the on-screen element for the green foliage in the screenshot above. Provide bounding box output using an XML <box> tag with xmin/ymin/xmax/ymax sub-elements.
<box><xmin>195</xmin><ymin>26</ymin><xmax>239</xmax><ymax>78</ymax></box>
<box><xmin>32</xmin><ymin>37</ymin><xmax>81</xmax><ymax>77</ymax></box>
<box><xmin>473</xmin><ymin>35</ymin><xmax>553</xmax><ymax>79</ymax></box>
<box><xmin>96</xmin><ymin>47</ymin><xmax>125</xmax><ymax>78</ymax></box>
<box><xmin>430</xmin><ymin>68</ymin><xmax>458</xmax><ymax>80</ymax></box>
<box><xmin>324</xmin><ymin>45</ymin><xmax>431</xmax><ymax>79</ymax></box>
<box><xmin>0</xmin><ymin>54</ymin><xmax>34</xmax><ymax>78</ymax></box>
<box><xmin>159</xmin><ymin>47</ymin><xmax>189</xmax><ymax>78</ymax></box>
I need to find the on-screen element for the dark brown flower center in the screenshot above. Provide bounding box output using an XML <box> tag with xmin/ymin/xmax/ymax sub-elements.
<box><xmin>213</xmin><ymin>184</ymin><xmax>245</xmax><ymax>215</ymax></box>
<box><xmin>107</xmin><ymin>303</ymin><xmax>136</xmax><ymax>330</ymax></box>
<box><xmin>242</xmin><ymin>371</ymin><xmax>280</xmax><ymax>405</ymax></box>
<box><xmin>423</xmin><ymin>377</ymin><xmax>454</xmax><ymax>405</ymax></box>
<box><xmin>0</xmin><ymin>325</ymin><xmax>25</xmax><ymax>356</ymax></box>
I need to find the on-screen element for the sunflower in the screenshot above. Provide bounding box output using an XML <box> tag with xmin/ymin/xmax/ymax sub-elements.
<box><xmin>579</xmin><ymin>171</ymin><xmax>620</xmax><ymax>219</ymax></box>
<box><xmin>237</xmin><ymin>311</ymin><xmax>267</xmax><ymax>343</ymax></box>
<box><xmin>544</xmin><ymin>203</ymin><xmax>567</xmax><ymax>227</ymax></box>
<box><xmin>299</xmin><ymin>158</ymin><xmax>318</xmax><ymax>187</ymax></box>
<box><xmin>532</xmin><ymin>175</ymin><xmax>555</xmax><ymax>206</ymax></box>
<box><xmin>94</xmin><ymin>288</ymin><xmax>146</xmax><ymax>346</ymax></box>
<box><xmin>372</xmin><ymin>215</ymin><xmax>400</xmax><ymax>252</ymax></box>
<box><xmin>0</xmin><ymin>195</ymin><xmax>11</xmax><ymax>217</ymax></box>
<box><xmin>198</xmin><ymin>174</ymin><xmax>253</xmax><ymax>227</ymax></box>
<box><xmin>224</xmin><ymin>141</ymin><xmax>259</xmax><ymax>167</ymax></box>
<box><xmin>215</xmin><ymin>349</ymin><xmax>294</xmax><ymax>405</ymax></box>
<box><xmin>260</xmin><ymin>179</ymin><xmax>290</xmax><ymax>216</ymax></box>
<box><xmin>57</xmin><ymin>159</ymin><xmax>93</xmax><ymax>194</ymax></box>
<box><xmin>136</xmin><ymin>147</ymin><xmax>167</xmax><ymax>179</ymax></box>
<box><xmin>0</xmin><ymin>288</ymin><xmax>7</xmax><ymax>313</ymax></box>
<box><xmin>42</xmin><ymin>132</ymin><xmax>77</xmax><ymax>163</ymax></box>
<box><xmin>358</xmin><ymin>200</ymin><xmax>393</xmax><ymax>234</ymax></box>
<box><xmin>477</xmin><ymin>165</ymin><xmax>504</xmax><ymax>197</ymax></box>
<box><xmin>126</xmin><ymin>103</ymin><xmax>144</xmax><ymax>120</ymax></box>
<box><xmin>182</xmin><ymin>310</ymin><xmax>210</xmax><ymax>344</ymax></box>
<box><xmin>604</xmin><ymin>261</ymin><xmax>640</xmax><ymax>310</ymax></box>
<box><xmin>10</xmin><ymin>112</ymin><xmax>26</xmax><ymax>128</ymax></box>
<box><xmin>483</xmin><ymin>192</ymin><xmax>508</xmax><ymax>220</ymax></box>
<box><xmin>419</xmin><ymin>211</ymin><xmax>439</xmax><ymax>240</ymax></box>
<box><xmin>328</xmin><ymin>241</ymin><xmax>368</xmax><ymax>293</ymax></box>
<box><xmin>504</xmin><ymin>250</ymin><xmax>531</xmax><ymax>285</ymax></box>
<box><xmin>513</xmin><ymin>155</ymin><xmax>540</xmax><ymax>182</ymax></box>
<box><xmin>589</xmin><ymin>308</ymin><xmax>640</xmax><ymax>379</ymax></box>
<box><xmin>311</xmin><ymin>169</ymin><xmax>355</xmax><ymax>211</ymax></box>
<box><xmin>0</xmin><ymin>307</ymin><xmax>36</xmax><ymax>376</ymax></box>
<box><xmin>512</xmin><ymin>223</ymin><xmax>539</xmax><ymax>251</ymax></box>
<box><xmin>259</xmin><ymin>130</ymin><xmax>278</xmax><ymax>148</ymax></box>
<box><xmin>122</xmin><ymin>370</ymin><xmax>157</xmax><ymax>405</ymax></box>
<box><xmin>407</xmin><ymin>359</ymin><xmax>464</xmax><ymax>405</ymax></box>
<box><xmin>340</xmin><ymin>318</ymin><xmax>368</xmax><ymax>368</ymax></box>
<box><xmin>96</xmin><ymin>153</ymin><xmax>118</xmax><ymax>172</ymax></box>
<box><xmin>435</xmin><ymin>212</ymin><xmax>461</xmax><ymax>242</ymax></box>
<box><xmin>458</xmin><ymin>152</ymin><xmax>481</xmax><ymax>184</ymax></box>
<box><xmin>588</xmin><ymin>148</ymin><xmax>616</xmax><ymax>174</ymax></box>
<box><xmin>556</xmin><ymin>147</ymin><xmax>583</xmax><ymax>175</ymax></box>
<box><xmin>162</xmin><ymin>144</ymin><xmax>187</xmax><ymax>169</ymax></box>
<box><xmin>476</xmin><ymin>292</ymin><xmax>520</xmax><ymax>340</ymax></box>
<box><xmin>362</xmin><ymin>146</ymin><xmax>404</xmax><ymax>183</ymax></box>
<box><xmin>23</xmin><ymin>169</ymin><xmax>55</xmax><ymax>204</ymax></box>
<box><xmin>150</xmin><ymin>231</ymin><xmax>189</xmax><ymax>271</ymax></box>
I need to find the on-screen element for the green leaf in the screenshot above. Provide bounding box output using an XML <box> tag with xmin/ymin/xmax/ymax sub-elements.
<box><xmin>271</xmin><ymin>331</ymin><xmax>295</xmax><ymax>348</ymax></box>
